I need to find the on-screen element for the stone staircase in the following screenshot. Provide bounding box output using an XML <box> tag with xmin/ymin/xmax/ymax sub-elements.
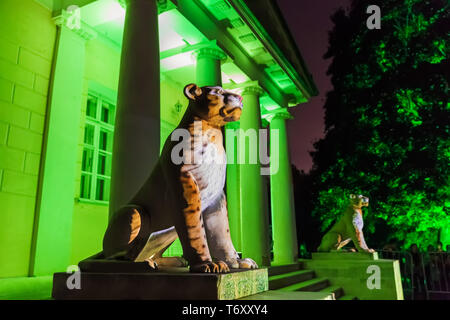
<box><xmin>268</xmin><ymin>262</ymin><xmax>358</xmax><ymax>300</ymax></box>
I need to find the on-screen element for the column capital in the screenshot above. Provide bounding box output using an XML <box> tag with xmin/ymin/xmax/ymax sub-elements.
<box><xmin>224</xmin><ymin>81</ymin><xmax>264</xmax><ymax>97</ymax></box>
<box><xmin>119</xmin><ymin>0</ymin><xmax>173</xmax><ymax>14</ymax></box>
<box><xmin>53</xmin><ymin>9</ymin><xmax>97</xmax><ymax>41</ymax></box>
<box><xmin>241</xmin><ymin>85</ymin><xmax>264</xmax><ymax>97</ymax></box>
<box><xmin>193</xmin><ymin>46</ymin><xmax>227</xmax><ymax>62</ymax></box>
<box><xmin>268</xmin><ymin>109</ymin><xmax>293</xmax><ymax>122</ymax></box>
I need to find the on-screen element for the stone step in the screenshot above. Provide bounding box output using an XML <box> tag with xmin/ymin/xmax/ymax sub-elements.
<box><xmin>319</xmin><ymin>285</ymin><xmax>344</xmax><ymax>299</ymax></box>
<box><xmin>279</xmin><ymin>277</ymin><xmax>330</xmax><ymax>292</ymax></box>
<box><xmin>240</xmin><ymin>290</ymin><xmax>334</xmax><ymax>300</ymax></box>
<box><xmin>268</xmin><ymin>262</ymin><xmax>303</xmax><ymax>277</ymax></box>
<box><xmin>338</xmin><ymin>295</ymin><xmax>359</xmax><ymax>300</ymax></box>
<box><xmin>269</xmin><ymin>270</ymin><xmax>315</xmax><ymax>290</ymax></box>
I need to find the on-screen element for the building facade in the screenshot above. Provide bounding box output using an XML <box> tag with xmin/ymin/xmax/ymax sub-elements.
<box><xmin>0</xmin><ymin>0</ymin><xmax>317</xmax><ymax>293</ymax></box>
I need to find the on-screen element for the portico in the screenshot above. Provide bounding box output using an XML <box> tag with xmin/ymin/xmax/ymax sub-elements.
<box><xmin>105</xmin><ymin>0</ymin><xmax>316</xmax><ymax>266</ymax></box>
<box><xmin>1</xmin><ymin>0</ymin><xmax>318</xmax><ymax>285</ymax></box>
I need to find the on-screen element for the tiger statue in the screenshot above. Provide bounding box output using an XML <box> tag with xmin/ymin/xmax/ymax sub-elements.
<box><xmin>317</xmin><ymin>194</ymin><xmax>375</xmax><ymax>253</ymax></box>
<box><xmin>101</xmin><ymin>83</ymin><xmax>258</xmax><ymax>273</ymax></box>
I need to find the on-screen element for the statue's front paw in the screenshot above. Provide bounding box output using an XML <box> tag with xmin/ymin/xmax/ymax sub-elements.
<box><xmin>237</xmin><ymin>258</ymin><xmax>258</xmax><ymax>269</ymax></box>
<box><xmin>190</xmin><ymin>261</ymin><xmax>226</xmax><ymax>273</ymax></box>
<box><xmin>145</xmin><ymin>258</ymin><xmax>158</xmax><ymax>270</ymax></box>
<box><xmin>214</xmin><ymin>260</ymin><xmax>230</xmax><ymax>273</ymax></box>
<box><xmin>224</xmin><ymin>259</ymin><xmax>239</xmax><ymax>269</ymax></box>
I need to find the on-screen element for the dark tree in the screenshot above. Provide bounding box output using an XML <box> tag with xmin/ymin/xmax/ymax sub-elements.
<box><xmin>292</xmin><ymin>165</ymin><xmax>322</xmax><ymax>254</ymax></box>
<box><xmin>308</xmin><ymin>0</ymin><xmax>449</xmax><ymax>249</ymax></box>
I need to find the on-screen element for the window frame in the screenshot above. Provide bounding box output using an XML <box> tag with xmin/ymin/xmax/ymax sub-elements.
<box><xmin>78</xmin><ymin>83</ymin><xmax>117</xmax><ymax>205</ymax></box>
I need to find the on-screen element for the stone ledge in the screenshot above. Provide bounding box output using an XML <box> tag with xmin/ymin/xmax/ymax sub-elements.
<box><xmin>312</xmin><ymin>251</ymin><xmax>379</xmax><ymax>260</ymax></box>
<box><xmin>52</xmin><ymin>268</ymin><xmax>268</xmax><ymax>300</ymax></box>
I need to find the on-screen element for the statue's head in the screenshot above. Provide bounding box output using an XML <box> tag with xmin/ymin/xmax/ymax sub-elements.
<box><xmin>183</xmin><ymin>83</ymin><xmax>243</xmax><ymax>127</ymax></box>
<box><xmin>349</xmin><ymin>194</ymin><xmax>369</xmax><ymax>209</ymax></box>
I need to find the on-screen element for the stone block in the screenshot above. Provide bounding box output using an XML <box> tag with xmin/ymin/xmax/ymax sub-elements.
<box><xmin>33</xmin><ymin>75</ymin><xmax>49</xmax><ymax>96</ymax></box>
<box><xmin>0</xmin><ymin>78</ymin><xmax>14</xmax><ymax>102</ymax></box>
<box><xmin>0</xmin><ymin>101</ymin><xmax>31</xmax><ymax>128</ymax></box>
<box><xmin>0</xmin><ymin>121</ymin><xmax>7</xmax><ymax>144</ymax></box>
<box><xmin>7</xmin><ymin>125</ymin><xmax>42</xmax><ymax>153</ymax></box>
<box><xmin>13</xmin><ymin>85</ymin><xmax>47</xmax><ymax>115</ymax></box>
<box><xmin>0</xmin><ymin>59</ymin><xmax>34</xmax><ymax>89</ymax></box>
<box><xmin>0</xmin><ymin>38</ymin><xmax>19</xmax><ymax>64</ymax></box>
<box><xmin>1</xmin><ymin>170</ymin><xmax>38</xmax><ymax>196</ymax></box>
<box><xmin>0</xmin><ymin>145</ymin><xmax>26</xmax><ymax>171</ymax></box>
<box><xmin>29</xmin><ymin>112</ymin><xmax>45</xmax><ymax>133</ymax></box>
<box><xmin>18</xmin><ymin>47</ymin><xmax>52</xmax><ymax>78</ymax></box>
<box><xmin>24</xmin><ymin>152</ymin><xmax>41</xmax><ymax>175</ymax></box>
<box><xmin>52</xmin><ymin>265</ymin><xmax>268</xmax><ymax>300</ymax></box>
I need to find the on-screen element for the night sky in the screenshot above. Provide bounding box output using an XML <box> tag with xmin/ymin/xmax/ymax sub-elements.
<box><xmin>276</xmin><ymin>0</ymin><xmax>351</xmax><ymax>172</ymax></box>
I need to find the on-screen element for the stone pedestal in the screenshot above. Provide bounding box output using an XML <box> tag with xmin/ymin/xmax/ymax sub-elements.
<box><xmin>302</xmin><ymin>252</ymin><xmax>403</xmax><ymax>300</ymax></box>
<box><xmin>52</xmin><ymin>265</ymin><xmax>268</xmax><ymax>300</ymax></box>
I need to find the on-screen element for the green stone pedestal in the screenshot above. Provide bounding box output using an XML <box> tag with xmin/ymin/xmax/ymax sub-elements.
<box><xmin>302</xmin><ymin>251</ymin><xmax>403</xmax><ymax>300</ymax></box>
<box><xmin>52</xmin><ymin>266</ymin><xmax>268</xmax><ymax>300</ymax></box>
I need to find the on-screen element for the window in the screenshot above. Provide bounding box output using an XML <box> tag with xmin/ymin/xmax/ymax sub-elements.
<box><xmin>80</xmin><ymin>93</ymin><xmax>115</xmax><ymax>203</ymax></box>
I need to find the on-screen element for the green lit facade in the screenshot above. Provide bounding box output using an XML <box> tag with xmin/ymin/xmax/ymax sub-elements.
<box><xmin>0</xmin><ymin>0</ymin><xmax>318</xmax><ymax>294</ymax></box>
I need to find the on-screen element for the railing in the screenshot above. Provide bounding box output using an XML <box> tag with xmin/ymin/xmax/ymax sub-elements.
<box><xmin>377</xmin><ymin>250</ymin><xmax>415</xmax><ymax>300</ymax></box>
<box><xmin>422</xmin><ymin>252</ymin><xmax>450</xmax><ymax>299</ymax></box>
<box><xmin>377</xmin><ymin>249</ymin><xmax>450</xmax><ymax>300</ymax></box>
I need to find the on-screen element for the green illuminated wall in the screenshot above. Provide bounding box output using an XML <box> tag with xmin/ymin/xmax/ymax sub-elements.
<box><xmin>0</xmin><ymin>0</ymin><xmax>56</xmax><ymax>277</ymax></box>
<box><xmin>160</xmin><ymin>74</ymin><xmax>189</xmax><ymax>144</ymax></box>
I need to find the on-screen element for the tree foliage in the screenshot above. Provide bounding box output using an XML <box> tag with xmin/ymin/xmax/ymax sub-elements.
<box><xmin>307</xmin><ymin>0</ymin><xmax>449</xmax><ymax>249</ymax></box>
